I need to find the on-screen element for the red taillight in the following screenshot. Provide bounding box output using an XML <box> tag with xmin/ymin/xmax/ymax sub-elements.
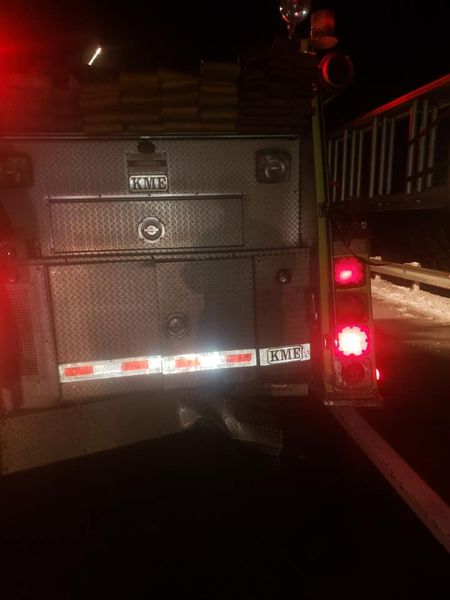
<box><xmin>335</xmin><ymin>325</ymin><xmax>370</xmax><ymax>357</ymax></box>
<box><xmin>334</xmin><ymin>257</ymin><xmax>365</xmax><ymax>287</ymax></box>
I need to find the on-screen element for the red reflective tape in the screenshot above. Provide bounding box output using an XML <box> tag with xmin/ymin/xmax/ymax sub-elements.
<box><xmin>175</xmin><ymin>357</ymin><xmax>201</xmax><ymax>369</ymax></box>
<box><xmin>64</xmin><ymin>365</ymin><xmax>94</xmax><ymax>377</ymax></box>
<box><xmin>121</xmin><ymin>359</ymin><xmax>149</xmax><ymax>372</ymax></box>
<box><xmin>226</xmin><ymin>353</ymin><xmax>253</xmax><ymax>364</ymax></box>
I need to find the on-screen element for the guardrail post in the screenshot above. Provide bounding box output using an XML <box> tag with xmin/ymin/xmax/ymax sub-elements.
<box><xmin>405</xmin><ymin>262</ymin><xmax>422</xmax><ymax>291</ymax></box>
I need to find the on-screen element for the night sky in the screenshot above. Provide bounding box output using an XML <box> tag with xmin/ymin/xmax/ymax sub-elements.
<box><xmin>1</xmin><ymin>0</ymin><xmax>449</xmax><ymax>122</ymax></box>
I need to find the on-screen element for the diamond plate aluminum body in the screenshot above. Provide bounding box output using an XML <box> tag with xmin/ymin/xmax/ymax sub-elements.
<box><xmin>49</xmin><ymin>195</ymin><xmax>244</xmax><ymax>253</ymax></box>
<box><xmin>254</xmin><ymin>250</ymin><xmax>311</xmax><ymax>383</ymax></box>
<box><xmin>4</xmin><ymin>136</ymin><xmax>302</xmax><ymax>255</ymax></box>
<box><xmin>3</xmin><ymin>136</ymin><xmax>313</xmax><ymax>403</ymax></box>
<box><xmin>48</xmin><ymin>260</ymin><xmax>162</xmax><ymax>401</ymax></box>
<box><xmin>157</xmin><ymin>257</ymin><xmax>256</xmax><ymax>389</ymax></box>
<box><xmin>47</xmin><ymin>256</ymin><xmax>258</xmax><ymax>399</ymax></box>
<box><xmin>0</xmin><ymin>392</ymin><xmax>196</xmax><ymax>473</ymax></box>
<box><xmin>4</xmin><ymin>265</ymin><xmax>60</xmax><ymax>409</ymax></box>
<box><xmin>49</xmin><ymin>261</ymin><xmax>160</xmax><ymax>363</ymax></box>
<box><xmin>254</xmin><ymin>252</ymin><xmax>309</xmax><ymax>347</ymax></box>
<box><xmin>0</xmin><ymin>135</ymin><xmax>317</xmax><ymax>471</ymax></box>
<box><xmin>157</xmin><ymin>258</ymin><xmax>255</xmax><ymax>354</ymax></box>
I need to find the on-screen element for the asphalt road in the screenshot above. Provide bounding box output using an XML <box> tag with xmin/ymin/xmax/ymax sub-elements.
<box><xmin>367</xmin><ymin>295</ymin><xmax>450</xmax><ymax>504</ymax></box>
<box><xmin>1</xmin><ymin>393</ymin><xmax>448</xmax><ymax>599</ymax></box>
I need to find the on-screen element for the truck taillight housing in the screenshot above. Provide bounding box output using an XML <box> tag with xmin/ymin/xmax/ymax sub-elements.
<box><xmin>331</xmin><ymin>240</ymin><xmax>379</xmax><ymax>402</ymax></box>
<box><xmin>335</xmin><ymin>292</ymin><xmax>369</xmax><ymax>323</ymax></box>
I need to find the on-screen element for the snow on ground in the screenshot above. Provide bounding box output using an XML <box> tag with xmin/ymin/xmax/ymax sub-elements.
<box><xmin>371</xmin><ymin>277</ymin><xmax>450</xmax><ymax>324</ymax></box>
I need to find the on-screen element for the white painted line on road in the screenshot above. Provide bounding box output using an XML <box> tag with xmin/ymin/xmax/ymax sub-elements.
<box><xmin>329</xmin><ymin>407</ymin><xmax>450</xmax><ymax>554</ymax></box>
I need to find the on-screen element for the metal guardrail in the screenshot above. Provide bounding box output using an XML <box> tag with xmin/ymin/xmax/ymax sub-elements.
<box><xmin>370</xmin><ymin>260</ymin><xmax>450</xmax><ymax>290</ymax></box>
<box><xmin>328</xmin><ymin>74</ymin><xmax>450</xmax><ymax>211</ymax></box>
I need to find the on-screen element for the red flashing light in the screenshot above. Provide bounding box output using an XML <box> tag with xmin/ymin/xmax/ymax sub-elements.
<box><xmin>334</xmin><ymin>257</ymin><xmax>365</xmax><ymax>287</ymax></box>
<box><xmin>335</xmin><ymin>325</ymin><xmax>370</xmax><ymax>357</ymax></box>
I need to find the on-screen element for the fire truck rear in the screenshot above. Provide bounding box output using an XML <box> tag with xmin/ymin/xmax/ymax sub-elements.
<box><xmin>0</xmin><ymin>18</ymin><xmax>380</xmax><ymax>473</ymax></box>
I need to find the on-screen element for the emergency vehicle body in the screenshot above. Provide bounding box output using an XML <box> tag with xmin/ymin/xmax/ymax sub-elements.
<box><xmin>0</xmin><ymin>86</ymin><xmax>380</xmax><ymax>474</ymax></box>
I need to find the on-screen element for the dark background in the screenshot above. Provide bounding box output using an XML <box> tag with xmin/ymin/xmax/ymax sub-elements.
<box><xmin>1</xmin><ymin>0</ymin><xmax>449</xmax><ymax>121</ymax></box>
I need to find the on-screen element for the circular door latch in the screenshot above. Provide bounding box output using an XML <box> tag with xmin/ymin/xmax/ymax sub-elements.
<box><xmin>166</xmin><ymin>313</ymin><xmax>190</xmax><ymax>338</ymax></box>
<box><xmin>276</xmin><ymin>268</ymin><xmax>292</xmax><ymax>284</ymax></box>
<box><xmin>138</xmin><ymin>216</ymin><xmax>165</xmax><ymax>243</ymax></box>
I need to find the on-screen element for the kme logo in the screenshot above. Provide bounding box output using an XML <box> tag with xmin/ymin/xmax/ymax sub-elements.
<box><xmin>129</xmin><ymin>175</ymin><xmax>168</xmax><ymax>192</ymax></box>
<box><xmin>259</xmin><ymin>344</ymin><xmax>311</xmax><ymax>366</ymax></box>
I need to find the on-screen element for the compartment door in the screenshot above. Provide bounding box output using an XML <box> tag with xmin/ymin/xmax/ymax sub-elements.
<box><xmin>156</xmin><ymin>258</ymin><xmax>256</xmax><ymax>384</ymax></box>
<box><xmin>49</xmin><ymin>260</ymin><xmax>161</xmax><ymax>400</ymax></box>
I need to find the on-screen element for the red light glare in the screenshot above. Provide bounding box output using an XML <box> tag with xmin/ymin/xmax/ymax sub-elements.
<box><xmin>334</xmin><ymin>257</ymin><xmax>365</xmax><ymax>287</ymax></box>
<box><xmin>335</xmin><ymin>325</ymin><xmax>370</xmax><ymax>357</ymax></box>
<box><xmin>376</xmin><ymin>368</ymin><xmax>381</xmax><ymax>381</ymax></box>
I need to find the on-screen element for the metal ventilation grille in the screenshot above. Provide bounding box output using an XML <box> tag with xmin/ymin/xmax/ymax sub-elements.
<box><xmin>8</xmin><ymin>287</ymin><xmax>39</xmax><ymax>377</ymax></box>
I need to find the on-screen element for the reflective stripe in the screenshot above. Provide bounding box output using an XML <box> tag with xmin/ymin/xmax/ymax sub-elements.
<box><xmin>64</xmin><ymin>365</ymin><xmax>94</xmax><ymax>378</ymax></box>
<box><xmin>226</xmin><ymin>352</ymin><xmax>253</xmax><ymax>364</ymax></box>
<box><xmin>59</xmin><ymin>344</ymin><xmax>310</xmax><ymax>383</ymax></box>
<box><xmin>163</xmin><ymin>349</ymin><xmax>257</xmax><ymax>375</ymax></box>
<box><xmin>122</xmin><ymin>359</ymin><xmax>150</xmax><ymax>371</ymax></box>
<box><xmin>175</xmin><ymin>357</ymin><xmax>201</xmax><ymax>370</ymax></box>
<box><xmin>59</xmin><ymin>356</ymin><xmax>162</xmax><ymax>383</ymax></box>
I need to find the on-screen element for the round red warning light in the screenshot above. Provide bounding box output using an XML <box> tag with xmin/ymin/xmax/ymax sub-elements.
<box><xmin>335</xmin><ymin>325</ymin><xmax>370</xmax><ymax>357</ymax></box>
<box><xmin>334</xmin><ymin>256</ymin><xmax>365</xmax><ymax>287</ymax></box>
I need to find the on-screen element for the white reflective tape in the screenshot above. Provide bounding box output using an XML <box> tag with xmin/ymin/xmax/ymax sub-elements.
<box><xmin>59</xmin><ymin>356</ymin><xmax>162</xmax><ymax>383</ymax></box>
<box><xmin>259</xmin><ymin>344</ymin><xmax>310</xmax><ymax>366</ymax></box>
<box><xmin>162</xmin><ymin>349</ymin><xmax>257</xmax><ymax>375</ymax></box>
<box><xmin>59</xmin><ymin>343</ymin><xmax>310</xmax><ymax>383</ymax></box>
